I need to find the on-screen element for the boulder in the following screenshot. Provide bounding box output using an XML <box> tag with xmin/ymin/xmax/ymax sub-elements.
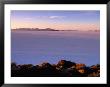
<box><xmin>57</xmin><ymin>60</ymin><xmax>76</xmax><ymax>69</ymax></box>
<box><xmin>76</xmin><ymin>63</ymin><xmax>86</xmax><ymax>69</ymax></box>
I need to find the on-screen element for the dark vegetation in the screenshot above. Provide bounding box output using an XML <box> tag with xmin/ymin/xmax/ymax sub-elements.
<box><xmin>11</xmin><ymin>60</ymin><xmax>100</xmax><ymax>77</ymax></box>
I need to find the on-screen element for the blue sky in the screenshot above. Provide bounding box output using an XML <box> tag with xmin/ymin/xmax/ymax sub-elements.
<box><xmin>11</xmin><ymin>10</ymin><xmax>100</xmax><ymax>30</ymax></box>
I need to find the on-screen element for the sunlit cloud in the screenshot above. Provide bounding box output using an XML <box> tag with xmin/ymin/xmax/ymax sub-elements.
<box><xmin>49</xmin><ymin>16</ymin><xmax>66</xmax><ymax>19</ymax></box>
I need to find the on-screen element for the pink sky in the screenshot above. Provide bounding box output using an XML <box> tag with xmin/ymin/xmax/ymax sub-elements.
<box><xmin>11</xmin><ymin>20</ymin><xmax>99</xmax><ymax>31</ymax></box>
<box><xmin>11</xmin><ymin>10</ymin><xmax>100</xmax><ymax>31</ymax></box>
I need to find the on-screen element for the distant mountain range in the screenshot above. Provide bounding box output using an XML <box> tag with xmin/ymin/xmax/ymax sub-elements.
<box><xmin>12</xmin><ymin>28</ymin><xmax>99</xmax><ymax>32</ymax></box>
<box><xmin>11</xmin><ymin>28</ymin><xmax>79</xmax><ymax>31</ymax></box>
<box><xmin>12</xmin><ymin>28</ymin><xmax>59</xmax><ymax>31</ymax></box>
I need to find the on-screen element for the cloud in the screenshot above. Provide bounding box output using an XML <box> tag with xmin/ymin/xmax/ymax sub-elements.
<box><xmin>49</xmin><ymin>16</ymin><xmax>65</xmax><ymax>19</ymax></box>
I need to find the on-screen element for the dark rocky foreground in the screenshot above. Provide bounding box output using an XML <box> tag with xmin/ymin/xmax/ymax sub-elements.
<box><xmin>11</xmin><ymin>60</ymin><xmax>100</xmax><ymax>77</ymax></box>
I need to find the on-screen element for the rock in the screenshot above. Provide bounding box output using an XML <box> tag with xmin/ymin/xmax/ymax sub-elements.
<box><xmin>39</xmin><ymin>62</ymin><xmax>53</xmax><ymax>69</ymax></box>
<box><xmin>57</xmin><ymin>60</ymin><xmax>76</xmax><ymax>69</ymax></box>
<box><xmin>11</xmin><ymin>60</ymin><xmax>100</xmax><ymax>77</ymax></box>
<box><xmin>76</xmin><ymin>63</ymin><xmax>86</xmax><ymax>69</ymax></box>
<box><xmin>78</xmin><ymin>69</ymin><xmax>85</xmax><ymax>74</ymax></box>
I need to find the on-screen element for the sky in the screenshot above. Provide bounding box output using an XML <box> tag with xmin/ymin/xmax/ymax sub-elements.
<box><xmin>11</xmin><ymin>10</ymin><xmax>100</xmax><ymax>30</ymax></box>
